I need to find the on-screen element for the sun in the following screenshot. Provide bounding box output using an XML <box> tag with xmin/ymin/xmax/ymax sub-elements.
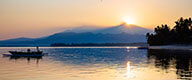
<box><xmin>122</xmin><ymin>17</ymin><xmax>136</xmax><ymax>24</ymax></box>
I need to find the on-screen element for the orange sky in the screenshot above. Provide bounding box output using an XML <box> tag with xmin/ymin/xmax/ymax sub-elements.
<box><xmin>0</xmin><ymin>0</ymin><xmax>192</xmax><ymax>40</ymax></box>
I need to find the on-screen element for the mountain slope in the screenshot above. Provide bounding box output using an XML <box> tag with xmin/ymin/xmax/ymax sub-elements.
<box><xmin>63</xmin><ymin>23</ymin><xmax>152</xmax><ymax>34</ymax></box>
<box><xmin>0</xmin><ymin>23</ymin><xmax>151</xmax><ymax>46</ymax></box>
<box><xmin>94</xmin><ymin>23</ymin><xmax>152</xmax><ymax>34</ymax></box>
<box><xmin>64</xmin><ymin>25</ymin><xmax>103</xmax><ymax>33</ymax></box>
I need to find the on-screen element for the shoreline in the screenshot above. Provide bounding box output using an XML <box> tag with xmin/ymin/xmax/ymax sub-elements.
<box><xmin>149</xmin><ymin>45</ymin><xmax>192</xmax><ymax>50</ymax></box>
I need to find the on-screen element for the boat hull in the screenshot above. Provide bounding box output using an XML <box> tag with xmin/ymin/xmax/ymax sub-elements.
<box><xmin>8</xmin><ymin>51</ymin><xmax>44</xmax><ymax>57</ymax></box>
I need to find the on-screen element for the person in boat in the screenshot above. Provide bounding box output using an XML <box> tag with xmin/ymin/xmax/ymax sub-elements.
<box><xmin>27</xmin><ymin>49</ymin><xmax>31</xmax><ymax>53</ymax></box>
<box><xmin>36</xmin><ymin>46</ymin><xmax>40</xmax><ymax>52</ymax></box>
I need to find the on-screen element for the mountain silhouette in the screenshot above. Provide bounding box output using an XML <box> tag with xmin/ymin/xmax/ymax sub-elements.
<box><xmin>64</xmin><ymin>23</ymin><xmax>152</xmax><ymax>35</ymax></box>
<box><xmin>0</xmin><ymin>23</ymin><xmax>152</xmax><ymax>46</ymax></box>
<box><xmin>94</xmin><ymin>23</ymin><xmax>152</xmax><ymax>34</ymax></box>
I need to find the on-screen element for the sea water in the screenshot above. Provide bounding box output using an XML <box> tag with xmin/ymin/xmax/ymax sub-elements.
<box><xmin>0</xmin><ymin>47</ymin><xmax>191</xmax><ymax>80</ymax></box>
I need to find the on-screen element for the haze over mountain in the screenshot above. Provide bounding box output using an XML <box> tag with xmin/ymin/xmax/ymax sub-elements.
<box><xmin>0</xmin><ymin>23</ymin><xmax>152</xmax><ymax>46</ymax></box>
<box><xmin>65</xmin><ymin>23</ymin><xmax>152</xmax><ymax>35</ymax></box>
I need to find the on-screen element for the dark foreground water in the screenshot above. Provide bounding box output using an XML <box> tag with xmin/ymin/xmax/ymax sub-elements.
<box><xmin>0</xmin><ymin>47</ymin><xmax>192</xmax><ymax>80</ymax></box>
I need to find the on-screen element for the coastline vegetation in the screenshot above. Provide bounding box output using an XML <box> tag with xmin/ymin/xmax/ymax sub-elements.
<box><xmin>146</xmin><ymin>17</ymin><xmax>192</xmax><ymax>46</ymax></box>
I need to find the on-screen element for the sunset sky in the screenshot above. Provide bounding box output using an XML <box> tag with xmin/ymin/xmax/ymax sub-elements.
<box><xmin>0</xmin><ymin>0</ymin><xmax>192</xmax><ymax>40</ymax></box>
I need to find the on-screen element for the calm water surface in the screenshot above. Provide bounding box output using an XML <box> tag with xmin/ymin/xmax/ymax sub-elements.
<box><xmin>0</xmin><ymin>47</ymin><xmax>192</xmax><ymax>80</ymax></box>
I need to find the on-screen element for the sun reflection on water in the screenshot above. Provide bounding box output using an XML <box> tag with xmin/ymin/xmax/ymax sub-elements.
<box><xmin>126</xmin><ymin>47</ymin><xmax>130</xmax><ymax>52</ymax></box>
<box><xmin>125</xmin><ymin>61</ymin><xmax>132</xmax><ymax>78</ymax></box>
<box><xmin>127</xmin><ymin>61</ymin><xmax>131</xmax><ymax>72</ymax></box>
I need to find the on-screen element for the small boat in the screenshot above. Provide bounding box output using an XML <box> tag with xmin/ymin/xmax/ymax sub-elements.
<box><xmin>137</xmin><ymin>46</ymin><xmax>149</xmax><ymax>49</ymax></box>
<box><xmin>8</xmin><ymin>51</ymin><xmax>44</xmax><ymax>57</ymax></box>
<box><xmin>3</xmin><ymin>46</ymin><xmax>47</xmax><ymax>57</ymax></box>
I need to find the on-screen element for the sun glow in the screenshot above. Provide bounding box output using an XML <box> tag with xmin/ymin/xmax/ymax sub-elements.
<box><xmin>123</xmin><ymin>18</ymin><xmax>135</xmax><ymax>24</ymax></box>
<box><xmin>122</xmin><ymin>17</ymin><xmax>136</xmax><ymax>25</ymax></box>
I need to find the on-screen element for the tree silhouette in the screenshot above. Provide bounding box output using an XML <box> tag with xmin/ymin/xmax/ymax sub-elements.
<box><xmin>146</xmin><ymin>17</ymin><xmax>192</xmax><ymax>46</ymax></box>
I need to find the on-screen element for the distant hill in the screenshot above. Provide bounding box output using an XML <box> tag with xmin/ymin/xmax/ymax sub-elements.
<box><xmin>94</xmin><ymin>23</ymin><xmax>152</xmax><ymax>35</ymax></box>
<box><xmin>0</xmin><ymin>23</ymin><xmax>152</xmax><ymax>46</ymax></box>
<box><xmin>64</xmin><ymin>23</ymin><xmax>152</xmax><ymax>35</ymax></box>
